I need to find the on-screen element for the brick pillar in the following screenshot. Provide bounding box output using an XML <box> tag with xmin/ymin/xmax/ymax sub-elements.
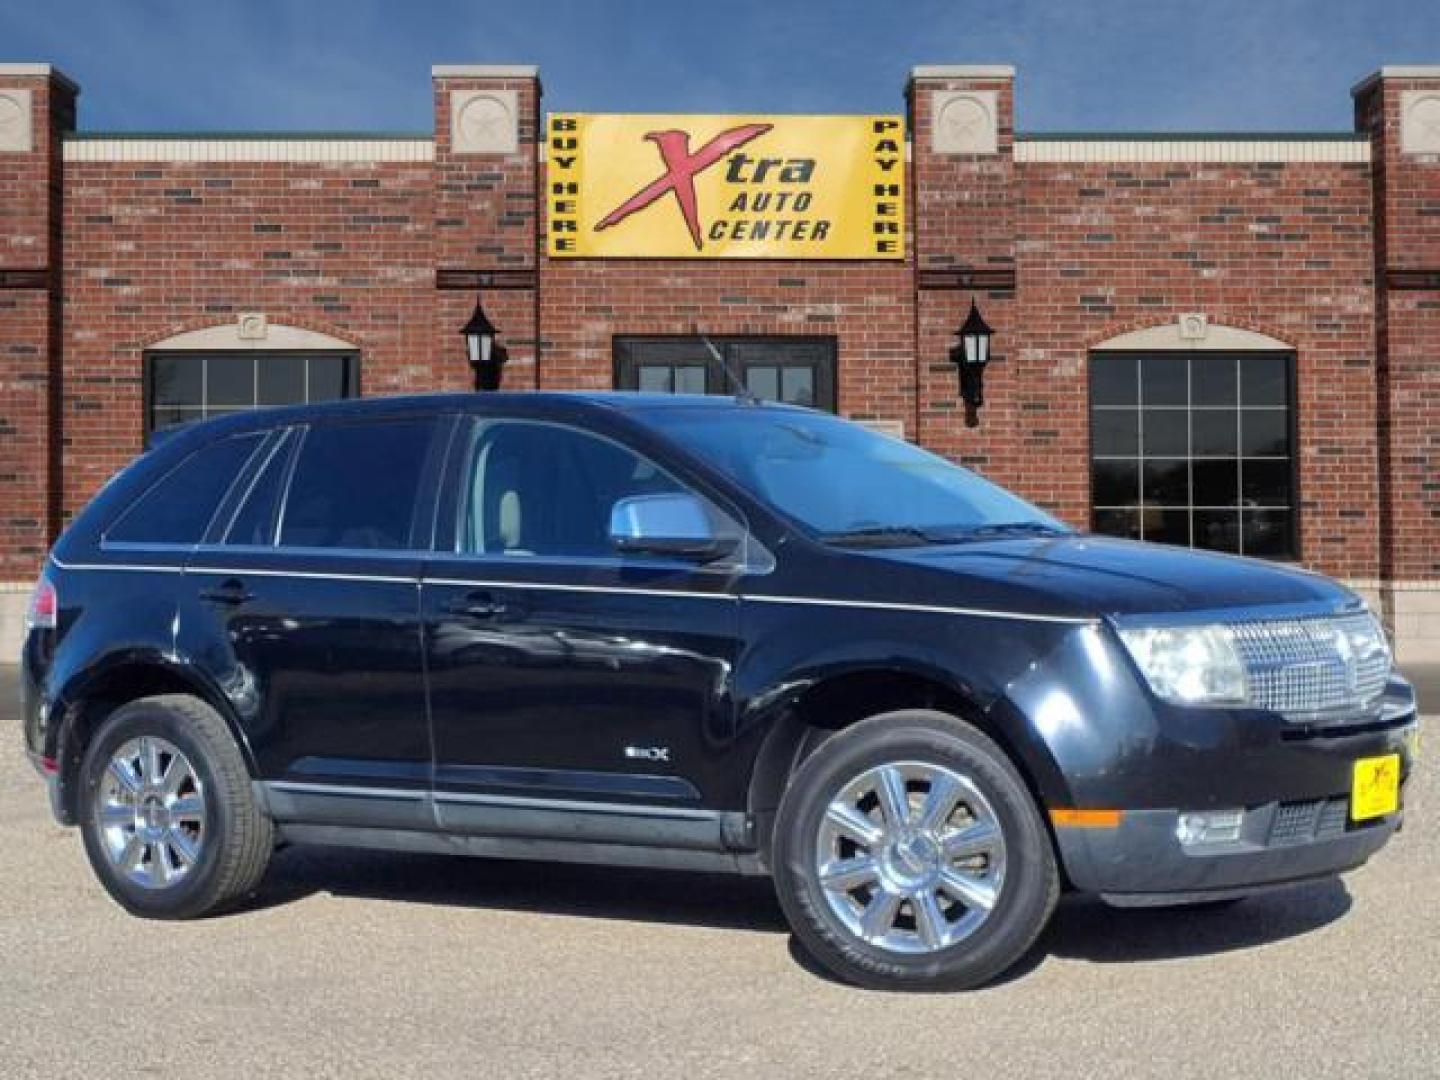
<box><xmin>0</xmin><ymin>64</ymin><xmax>76</xmax><ymax>601</ymax></box>
<box><xmin>908</xmin><ymin>67</ymin><xmax>1035</xmax><ymax>497</ymax></box>
<box><xmin>431</xmin><ymin>65</ymin><xmax>541</xmax><ymax>392</ymax></box>
<box><xmin>1354</xmin><ymin>66</ymin><xmax>1440</xmax><ymax>664</ymax></box>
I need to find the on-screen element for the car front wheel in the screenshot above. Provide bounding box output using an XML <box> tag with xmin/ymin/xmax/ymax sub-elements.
<box><xmin>773</xmin><ymin>709</ymin><xmax>1058</xmax><ymax>991</ymax></box>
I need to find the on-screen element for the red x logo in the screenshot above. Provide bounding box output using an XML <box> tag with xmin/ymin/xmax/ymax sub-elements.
<box><xmin>595</xmin><ymin>123</ymin><xmax>773</xmax><ymax>251</ymax></box>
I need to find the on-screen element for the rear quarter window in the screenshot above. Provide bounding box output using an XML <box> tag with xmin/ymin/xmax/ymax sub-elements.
<box><xmin>105</xmin><ymin>433</ymin><xmax>264</xmax><ymax>545</ymax></box>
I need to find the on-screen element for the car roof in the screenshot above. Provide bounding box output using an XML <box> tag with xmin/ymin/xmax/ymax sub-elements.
<box><xmin>153</xmin><ymin>391</ymin><xmax>812</xmax><ymax>449</ymax></box>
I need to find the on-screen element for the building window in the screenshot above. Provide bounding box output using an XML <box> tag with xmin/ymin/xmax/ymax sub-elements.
<box><xmin>144</xmin><ymin>352</ymin><xmax>359</xmax><ymax>441</ymax></box>
<box><xmin>614</xmin><ymin>336</ymin><xmax>836</xmax><ymax>412</ymax></box>
<box><xmin>1089</xmin><ymin>351</ymin><xmax>1296</xmax><ymax>558</ymax></box>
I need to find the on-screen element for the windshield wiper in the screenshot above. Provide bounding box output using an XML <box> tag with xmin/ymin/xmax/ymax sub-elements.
<box><xmin>944</xmin><ymin>521</ymin><xmax>1071</xmax><ymax>540</ymax></box>
<box><xmin>821</xmin><ymin>521</ymin><xmax>1070</xmax><ymax>548</ymax></box>
<box><xmin>820</xmin><ymin>526</ymin><xmax>938</xmax><ymax>548</ymax></box>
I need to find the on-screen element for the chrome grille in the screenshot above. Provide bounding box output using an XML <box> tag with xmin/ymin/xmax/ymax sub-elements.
<box><xmin>1229</xmin><ymin>612</ymin><xmax>1391</xmax><ymax>716</ymax></box>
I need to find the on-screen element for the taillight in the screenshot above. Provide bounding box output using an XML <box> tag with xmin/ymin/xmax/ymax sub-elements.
<box><xmin>26</xmin><ymin>575</ymin><xmax>57</xmax><ymax>631</ymax></box>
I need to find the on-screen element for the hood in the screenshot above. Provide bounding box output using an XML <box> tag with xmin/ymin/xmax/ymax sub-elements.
<box><xmin>874</xmin><ymin>534</ymin><xmax>1356</xmax><ymax>619</ymax></box>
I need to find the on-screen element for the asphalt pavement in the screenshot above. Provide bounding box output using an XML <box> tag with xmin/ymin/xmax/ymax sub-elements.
<box><xmin>1</xmin><ymin>676</ymin><xmax>1434</xmax><ymax>1079</ymax></box>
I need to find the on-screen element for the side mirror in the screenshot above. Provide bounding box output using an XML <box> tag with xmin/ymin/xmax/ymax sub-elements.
<box><xmin>609</xmin><ymin>493</ymin><xmax>738</xmax><ymax>562</ymax></box>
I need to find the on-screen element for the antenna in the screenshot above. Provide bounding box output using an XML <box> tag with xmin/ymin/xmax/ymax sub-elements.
<box><xmin>693</xmin><ymin>325</ymin><xmax>760</xmax><ymax>405</ymax></box>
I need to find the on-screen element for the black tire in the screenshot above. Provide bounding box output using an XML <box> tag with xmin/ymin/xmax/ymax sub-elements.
<box><xmin>78</xmin><ymin>694</ymin><xmax>273</xmax><ymax>918</ymax></box>
<box><xmin>773</xmin><ymin>709</ymin><xmax>1059</xmax><ymax>991</ymax></box>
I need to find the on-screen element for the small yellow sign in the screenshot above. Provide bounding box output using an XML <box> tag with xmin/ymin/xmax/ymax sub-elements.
<box><xmin>547</xmin><ymin>113</ymin><xmax>905</xmax><ymax>259</ymax></box>
<box><xmin>1351</xmin><ymin>753</ymin><xmax>1401</xmax><ymax>822</ymax></box>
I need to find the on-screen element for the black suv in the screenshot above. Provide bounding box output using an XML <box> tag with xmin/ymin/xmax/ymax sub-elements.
<box><xmin>21</xmin><ymin>393</ymin><xmax>1418</xmax><ymax>990</ymax></box>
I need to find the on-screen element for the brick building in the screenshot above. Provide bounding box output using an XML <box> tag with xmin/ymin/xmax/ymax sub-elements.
<box><xmin>0</xmin><ymin>61</ymin><xmax>1437</xmax><ymax>661</ymax></box>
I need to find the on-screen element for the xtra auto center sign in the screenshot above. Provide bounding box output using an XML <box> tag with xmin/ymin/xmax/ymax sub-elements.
<box><xmin>546</xmin><ymin>114</ymin><xmax>905</xmax><ymax>259</ymax></box>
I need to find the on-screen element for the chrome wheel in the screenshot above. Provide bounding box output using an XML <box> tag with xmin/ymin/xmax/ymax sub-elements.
<box><xmin>815</xmin><ymin>761</ymin><xmax>1006</xmax><ymax>954</ymax></box>
<box><xmin>95</xmin><ymin>736</ymin><xmax>206</xmax><ymax>889</ymax></box>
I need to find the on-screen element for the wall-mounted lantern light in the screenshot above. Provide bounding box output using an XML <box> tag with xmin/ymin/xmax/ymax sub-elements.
<box><xmin>948</xmin><ymin>299</ymin><xmax>994</xmax><ymax>428</ymax></box>
<box><xmin>461</xmin><ymin>294</ymin><xmax>508</xmax><ymax>391</ymax></box>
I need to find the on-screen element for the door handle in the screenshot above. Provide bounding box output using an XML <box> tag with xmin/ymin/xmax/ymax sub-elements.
<box><xmin>198</xmin><ymin>579</ymin><xmax>254</xmax><ymax>606</ymax></box>
<box><xmin>443</xmin><ymin>592</ymin><xmax>511</xmax><ymax>619</ymax></box>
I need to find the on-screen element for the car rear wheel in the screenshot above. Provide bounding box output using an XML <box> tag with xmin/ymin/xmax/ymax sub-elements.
<box><xmin>78</xmin><ymin>694</ymin><xmax>273</xmax><ymax>918</ymax></box>
<box><xmin>773</xmin><ymin>709</ymin><xmax>1058</xmax><ymax>991</ymax></box>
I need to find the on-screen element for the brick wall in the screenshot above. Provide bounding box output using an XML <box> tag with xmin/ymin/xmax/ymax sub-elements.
<box><xmin>909</xmin><ymin>71</ymin><xmax>1023</xmax><ymax>507</ymax></box>
<box><xmin>537</xmin><ymin>258</ymin><xmax>915</xmax><ymax>423</ymax></box>
<box><xmin>1011</xmin><ymin>157</ymin><xmax>1379</xmax><ymax>578</ymax></box>
<box><xmin>59</xmin><ymin>155</ymin><xmax>438</xmax><ymax>517</ymax></box>
<box><xmin>907</xmin><ymin>73</ymin><xmax>1380</xmax><ymax>579</ymax></box>
<box><xmin>1356</xmin><ymin>71</ymin><xmax>1440</xmax><ymax>659</ymax></box>
<box><xmin>1357</xmin><ymin>73</ymin><xmax>1440</xmax><ymax>582</ymax></box>
<box><xmin>0</xmin><ymin>69</ymin><xmax>73</xmax><ymax>582</ymax></box>
<box><xmin>432</xmin><ymin>71</ymin><xmax>540</xmax><ymax>390</ymax></box>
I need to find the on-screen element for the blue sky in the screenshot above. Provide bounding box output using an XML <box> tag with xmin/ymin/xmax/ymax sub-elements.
<box><xmin>2</xmin><ymin>0</ymin><xmax>1436</xmax><ymax>133</ymax></box>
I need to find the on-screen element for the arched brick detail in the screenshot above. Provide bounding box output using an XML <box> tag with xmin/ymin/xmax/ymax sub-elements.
<box><xmin>143</xmin><ymin>320</ymin><xmax>360</xmax><ymax>352</ymax></box>
<box><xmin>137</xmin><ymin>315</ymin><xmax>365</xmax><ymax>353</ymax></box>
<box><xmin>1088</xmin><ymin>316</ymin><xmax>1297</xmax><ymax>353</ymax></box>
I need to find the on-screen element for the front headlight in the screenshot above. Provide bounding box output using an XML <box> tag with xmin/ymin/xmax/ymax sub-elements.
<box><xmin>1116</xmin><ymin>624</ymin><xmax>1249</xmax><ymax>706</ymax></box>
<box><xmin>1343</xmin><ymin>610</ymin><xmax>1393</xmax><ymax>672</ymax></box>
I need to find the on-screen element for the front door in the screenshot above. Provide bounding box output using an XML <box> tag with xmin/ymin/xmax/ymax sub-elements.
<box><xmin>421</xmin><ymin>417</ymin><xmax>746</xmax><ymax>848</ymax></box>
<box><xmin>180</xmin><ymin>415</ymin><xmax>448</xmax><ymax>831</ymax></box>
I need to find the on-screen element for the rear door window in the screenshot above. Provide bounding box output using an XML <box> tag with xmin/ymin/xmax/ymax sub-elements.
<box><xmin>278</xmin><ymin>419</ymin><xmax>436</xmax><ymax>550</ymax></box>
<box><xmin>105</xmin><ymin>433</ymin><xmax>264</xmax><ymax>545</ymax></box>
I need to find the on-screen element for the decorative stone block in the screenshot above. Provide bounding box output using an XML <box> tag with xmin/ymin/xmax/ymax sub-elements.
<box><xmin>237</xmin><ymin>313</ymin><xmax>268</xmax><ymax>340</ymax></box>
<box><xmin>931</xmin><ymin>90</ymin><xmax>998</xmax><ymax>155</ymax></box>
<box><xmin>0</xmin><ymin>88</ymin><xmax>33</xmax><ymax>152</ymax></box>
<box><xmin>451</xmin><ymin>88</ymin><xmax>519</xmax><ymax>155</ymax></box>
<box><xmin>1178</xmin><ymin>313</ymin><xmax>1209</xmax><ymax>340</ymax></box>
<box><xmin>1400</xmin><ymin>90</ymin><xmax>1440</xmax><ymax>155</ymax></box>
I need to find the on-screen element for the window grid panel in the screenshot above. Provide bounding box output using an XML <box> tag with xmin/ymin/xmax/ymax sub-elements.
<box><xmin>146</xmin><ymin>353</ymin><xmax>357</xmax><ymax>440</ymax></box>
<box><xmin>1136</xmin><ymin>359</ymin><xmax>1147</xmax><ymax>538</ymax></box>
<box><xmin>1090</xmin><ymin>351</ymin><xmax>1294</xmax><ymax>559</ymax></box>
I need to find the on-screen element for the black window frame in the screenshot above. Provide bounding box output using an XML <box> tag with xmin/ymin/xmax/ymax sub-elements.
<box><xmin>613</xmin><ymin>335</ymin><xmax>837</xmax><ymax>412</ymax></box>
<box><xmin>142</xmin><ymin>350</ymin><xmax>361</xmax><ymax>444</ymax></box>
<box><xmin>207</xmin><ymin>427</ymin><xmax>300</xmax><ymax>549</ymax></box>
<box><xmin>1087</xmin><ymin>349</ymin><xmax>1300</xmax><ymax>560</ymax></box>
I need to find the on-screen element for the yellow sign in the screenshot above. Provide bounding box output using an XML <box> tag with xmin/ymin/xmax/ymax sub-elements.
<box><xmin>547</xmin><ymin>113</ymin><xmax>905</xmax><ymax>259</ymax></box>
<box><xmin>1351</xmin><ymin>753</ymin><xmax>1400</xmax><ymax>821</ymax></box>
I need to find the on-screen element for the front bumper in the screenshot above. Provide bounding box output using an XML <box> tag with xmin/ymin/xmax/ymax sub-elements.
<box><xmin>1001</xmin><ymin>621</ymin><xmax>1420</xmax><ymax>902</ymax></box>
<box><xmin>1052</xmin><ymin>716</ymin><xmax>1417</xmax><ymax>903</ymax></box>
<box><xmin>1056</xmin><ymin>800</ymin><xmax>1402</xmax><ymax>905</ymax></box>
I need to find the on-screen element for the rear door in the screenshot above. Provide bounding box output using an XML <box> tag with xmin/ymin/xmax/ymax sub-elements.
<box><xmin>179</xmin><ymin>413</ymin><xmax>451</xmax><ymax>832</ymax></box>
<box><xmin>420</xmin><ymin>416</ymin><xmax>747</xmax><ymax>846</ymax></box>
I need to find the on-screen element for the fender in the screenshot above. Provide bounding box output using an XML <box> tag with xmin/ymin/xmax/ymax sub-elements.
<box><xmin>48</xmin><ymin>646</ymin><xmax>260</xmax><ymax>823</ymax></box>
<box><xmin>741</xmin><ymin>650</ymin><xmax>1081</xmax><ymax>854</ymax></box>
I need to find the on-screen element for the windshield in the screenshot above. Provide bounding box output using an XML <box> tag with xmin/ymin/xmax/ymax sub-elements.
<box><xmin>640</xmin><ymin>407</ymin><xmax>1070</xmax><ymax>545</ymax></box>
